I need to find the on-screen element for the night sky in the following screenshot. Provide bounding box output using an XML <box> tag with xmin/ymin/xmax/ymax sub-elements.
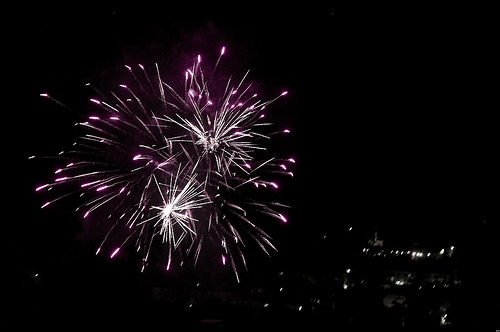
<box><xmin>9</xmin><ymin>2</ymin><xmax>498</xmax><ymax>299</ymax></box>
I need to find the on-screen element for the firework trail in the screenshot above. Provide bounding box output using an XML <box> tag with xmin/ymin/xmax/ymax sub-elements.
<box><xmin>36</xmin><ymin>47</ymin><xmax>293</xmax><ymax>280</ymax></box>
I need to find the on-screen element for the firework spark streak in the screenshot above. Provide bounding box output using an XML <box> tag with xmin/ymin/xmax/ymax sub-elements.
<box><xmin>36</xmin><ymin>47</ymin><xmax>293</xmax><ymax>280</ymax></box>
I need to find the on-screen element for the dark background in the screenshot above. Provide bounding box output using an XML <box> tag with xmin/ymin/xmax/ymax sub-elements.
<box><xmin>7</xmin><ymin>1</ymin><xmax>498</xmax><ymax>327</ymax></box>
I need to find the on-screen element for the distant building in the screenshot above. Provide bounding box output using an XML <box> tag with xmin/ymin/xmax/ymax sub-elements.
<box><xmin>368</xmin><ymin>232</ymin><xmax>384</xmax><ymax>247</ymax></box>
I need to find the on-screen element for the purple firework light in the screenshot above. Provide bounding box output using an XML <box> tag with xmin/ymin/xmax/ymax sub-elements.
<box><xmin>36</xmin><ymin>47</ymin><xmax>294</xmax><ymax>280</ymax></box>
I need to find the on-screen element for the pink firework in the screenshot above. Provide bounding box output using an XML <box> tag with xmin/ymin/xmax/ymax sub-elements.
<box><xmin>36</xmin><ymin>47</ymin><xmax>294</xmax><ymax>280</ymax></box>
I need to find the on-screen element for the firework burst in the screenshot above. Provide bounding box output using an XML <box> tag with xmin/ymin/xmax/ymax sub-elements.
<box><xmin>36</xmin><ymin>47</ymin><xmax>293</xmax><ymax>280</ymax></box>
